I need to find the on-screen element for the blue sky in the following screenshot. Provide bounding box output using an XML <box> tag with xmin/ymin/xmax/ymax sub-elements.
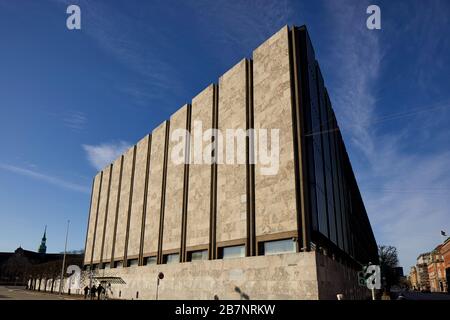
<box><xmin>0</xmin><ymin>0</ymin><xmax>449</xmax><ymax>269</ymax></box>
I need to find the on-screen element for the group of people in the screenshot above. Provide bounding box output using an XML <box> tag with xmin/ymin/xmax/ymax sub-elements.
<box><xmin>83</xmin><ymin>284</ymin><xmax>106</xmax><ymax>300</ymax></box>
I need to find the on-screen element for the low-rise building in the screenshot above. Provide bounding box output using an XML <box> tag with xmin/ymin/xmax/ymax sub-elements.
<box><xmin>416</xmin><ymin>253</ymin><xmax>430</xmax><ymax>291</ymax></box>
<box><xmin>409</xmin><ymin>266</ymin><xmax>419</xmax><ymax>290</ymax></box>
<box><xmin>440</xmin><ymin>238</ymin><xmax>450</xmax><ymax>292</ymax></box>
<box><xmin>427</xmin><ymin>245</ymin><xmax>446</xmax><ymax>292</ymax></box>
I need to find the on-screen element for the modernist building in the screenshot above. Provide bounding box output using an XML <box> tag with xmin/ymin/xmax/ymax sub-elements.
<box><xmin>82</xmin><ymin>25</ymin><xmax>378</xmax><ymax>300</ymax></box>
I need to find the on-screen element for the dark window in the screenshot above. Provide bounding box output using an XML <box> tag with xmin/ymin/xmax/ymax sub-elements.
<box><xmin>218</xmin><ymin>245</ymin><xmax>245</xmax><ymax>260</ymax></box>
<box><xmin>309</xmin><ymin>183</ymin><xmax>318</xmax><ymax>231</ymax></box>
<box><xmin>262</xmin><ymin>239</ymin><xmax>296</xmax><ymax>255</ymax></box>
<box><xmin>316</xmin><ymin>183</ymin><xmax>328</xmax><ymax>236</ymax></box>
<box><xmin>128</xmin><ymin>259</ymin><xmax>139</xmax><ymax>267</ymax></box>
<box><xmin>187</xmin><ymin>250</ymin><xmax>208</xmax><ymax>261</ymax></box>
<box><xmin>163</xmin><ymin>253</ymin><xmax>180</xmax><ymax>264</ymax></box>
<box><xmin>144</xmin><ymin>256</ymin><xmax>157</xmax><ymax>266</ymax></box>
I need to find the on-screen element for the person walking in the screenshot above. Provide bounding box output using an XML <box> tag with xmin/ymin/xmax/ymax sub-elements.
<box><xmin>90</xmin><ymin>284</ymin><xmax>97</xmax><ymax>300</ymax></box>
<box><xmin>97</xmin><ymin>284</ymin><xmax>104</xmax><ymax>300</ymax></box>
<box><xmin>83</xmin><ymin>286</ymin><xmax>89</xmax><ymax>299</ymax></box>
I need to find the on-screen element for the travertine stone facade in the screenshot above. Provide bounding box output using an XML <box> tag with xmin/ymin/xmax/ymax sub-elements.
<box><xmin>186</xmin><ymin>85</ymin><xmax>214</xmax><ymax>249</ymax></box>
<box><xmin>162</xmin><ymin>106</ymin><xmax>188</xmax><ymax>253</ymax></box>
<box><xmin>84</xmin><ymin>172</ymin><xmax>101</xmax><ymax>263</ymax></box>
<box><xmin>113</xmin><ymin>147</ymin><xmax>135</xmax><ymax>261</ymax></box>
<box><xmin>92</xmin><ymin>164</ymin><xmax>111</xmax><ymax>262</ymax></box>
<box><xmin>102</xmin><ymin>157</ymin><xmax>122</xmax><ymax>262</ymax></box>
<box><xmin>82</xmin><ymin>25</ymin><xmax>378</xmax><ymax>299</ymax></box>
<box><xmin>127</xmin><ymin>135</ymin><xmax>149</xmax><ymax>259</ymax></box>
<box><xmin>142</xmin><ymin>122</ymin><xmax>167</xmax><ymax>257</ymax></box>
<box><xmin>216</xmin><ymin>59</ymin><xmax>248</xmax><ymax>243</ymax></box>
<box><xmin>253</xmin><ymin>26</ymin><xmax>298</xmax><ymax>237</ymax></box>
<box><xmin>69</xmin><ymin>251</ymin><xmax>369</xmax><ymax>300</ymax></box>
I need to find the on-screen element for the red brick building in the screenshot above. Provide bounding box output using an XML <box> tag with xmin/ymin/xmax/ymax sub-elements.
<box><xmin>428</xmin><ymin>245</ymin><xmax>446</xmax><ymax>292</ymax></box>
<box><xmin>441</xmin><ymin>238</ymin><xmax>450</xmax><ymax>292</ymax></box>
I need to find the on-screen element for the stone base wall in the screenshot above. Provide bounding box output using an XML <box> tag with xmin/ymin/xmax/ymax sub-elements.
<box><xmin>30</xmin><ymin>251</ymin><xmax>370</xmax><ymax>300</ymax></box>
<box><xmin>315</xmin><ymin>253</ymin><xmax>371</xmax><ymax>300</ymax></box>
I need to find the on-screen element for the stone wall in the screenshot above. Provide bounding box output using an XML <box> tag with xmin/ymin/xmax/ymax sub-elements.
<box><xmin>113</xmin><ymin>147</ymin><xmax>135</xmax><ymax>263</ymax></box>
<box><xmin>127</xmin><ymin>136</ymin><xmax>150</xmax><ymax>259</ymax></box>
<box><xmin>253</xmin><ymin>26</ymin><xmax>298</xmax><ymax>239</ymax></box>
<box><xmin>216</xmin><ymin>59</ymin><xmax>248</xmax><ymax>245</ymax></box>
<box><xmin>185</xmin><ymin>85</ymin><xmax>214</xmax><ymax>250</ymax></box>
<box><xmin>45</xmin><ymin>251</ymin><xmax>369</xmax><ymax>300</ymax></box>
<box><xmin>102</xmin><ymin>157</ymin><xmax>122</xmax><ymax>263</ymax></box>
<box><xmin>143</xmin><ymin>122</ymin><xmax>167</xmax><ymax>258</ymax></box>
<box><xmin>84</xmin><ymin>172</ymin><xmax>102</xmax><ymax>265</ymax></box>
<box><xmin>162</xmin><ymin>106</ymin><xmax>188</xmax><ymax>254</ymax></box>
<box><xmin>92</xmin><ymin>165</ymin><xmax>111</xmax><ymax>263</ymax></box>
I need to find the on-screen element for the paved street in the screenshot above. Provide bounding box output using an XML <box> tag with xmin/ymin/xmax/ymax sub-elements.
<box><xmin>2</xmin><ymin>285</ymin><xmax>450</xmax><ymax>300</ymax></box>
<box><xmin>0</xmin><ymin>286</ymin><xmax>83</xmax><ymax>300</ymax></box>
<box><xmin>399</xmin><ymin>291</ymin><xmax>450</xmax><ymax>300</ymax></box>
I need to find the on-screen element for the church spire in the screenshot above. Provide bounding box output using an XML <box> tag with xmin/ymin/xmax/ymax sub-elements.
<box><xmin>38</xmin><ymin>225</ymin><xmax>47</xmax><ymax>254</ymax></box>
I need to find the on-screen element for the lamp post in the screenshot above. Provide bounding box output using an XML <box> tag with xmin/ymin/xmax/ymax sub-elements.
<box><xmin>155</xmin><ymin>272</ymin><xmax>164</xmax><ymax>300</ymax></box>
<box><xmin>59</xmin><ymin>219</ymin><xmax>70</xmax><ymax>295</ymax></box>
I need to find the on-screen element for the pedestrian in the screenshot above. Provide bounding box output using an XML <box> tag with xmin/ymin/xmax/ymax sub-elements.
<box><xmin>83</xmin><ymin>286</ymin><xmax>89</xmax><ymax>299</ymax></box>
<box><xmin>90</xmin><ymin>284</ymin><xmax>97</xmax><ymax>300</ymax></box>
<box><xmin>97</xmin><ymin>284</ymin><xmax>104</xmax><ymax>300</ymax></box>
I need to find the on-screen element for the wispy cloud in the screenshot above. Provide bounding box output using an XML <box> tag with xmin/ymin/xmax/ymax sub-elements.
<box><xmin>323</xmin><ymin>0</ymin><xmax>381</xmax><ymax>158</ymax></box>
<box><xmin>82</xmin><ymin>141</ymin><xmax>130</xmax><ymax>171</ymax></box>
<box><xmin>324</xmin><ymin>0</ymin><xmax>450</xmax><ymax>269</ymax></box>
<box><xmin>185</xmin><ymin>0</ymin><xmax>296</xmax><ymax>64</ymax></box>
<box><xmin>63</xmin><ymin>111</ymin><xmax>87</xmax><ymax>131</ymax></box>
<box><xmin>52</xmin><ymin>0</ymin><xmax>185</xmax><ymax>107</ymax></box>
<box><xmin>0</xmin><ymin>163</ymin><xmax>90</xmax><ymax>194</ymax></box>
<box><xmin>399</xmin><ymin>0</ymin><xmax>450</xmax><ymax>96</ymax></box>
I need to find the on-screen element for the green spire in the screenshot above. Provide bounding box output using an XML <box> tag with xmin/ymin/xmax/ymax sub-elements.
<box><xmin>38</xmin><ymin>225</ymin><xmax>47</xmax><ymax>254</ymax></box>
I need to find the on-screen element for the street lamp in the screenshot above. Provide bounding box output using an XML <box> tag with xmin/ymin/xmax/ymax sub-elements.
<box><xmin>155</xmin><ymin>272</ymin><xmax>164</xmax><ymax>300</ymax></box>
<box><xmin>59</xmin><ymin>220</ymin><xmax>70</xmax><ymax>295</ymax></box>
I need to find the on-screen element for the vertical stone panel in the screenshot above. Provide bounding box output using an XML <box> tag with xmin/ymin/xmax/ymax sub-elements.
<box><xmin>216</xmin><ymin>60</ymin><xmax>247</xmax><ymax>243</ymax></box>
<box><xmin>92</xmin><ymin>165</ymin><xmax>111</xmax><ymax>263</ymax></box>
<box><xmin>127</xmin><ymin>135</ymin><xmax>150</xmax><ymax>258</ymax></box>
<box><xmin>143</xmin><ymin>122</ymin><xmax>167</xmax><ymax>256</ymax></box>
<box><xmin>162</xmin><ymin>106</ymin><xmax>188</xmax><ymax>252</ymax></box>
<box><xmin>84</xmin><ymin>172</ymin><xmax>102</xmax><ymax>265</ymax></box>
<box><xmin>253</xmin><ymin>26</ymin><xmax>298</xmax><ymax>237</ymax></box>
<box><xmin>102</xmin><ymin>157</ymin><xmax>122</xmax><ymax>263</ymax></box>
<box><xmin>185</xmin><ymin>85</ymin><xmax>214</xmax><ymax>249</ymax></box>
<box><xmin>113</xmin><ymin>146</ymin><xmax>134</xmax><ymax>261</ymax></box>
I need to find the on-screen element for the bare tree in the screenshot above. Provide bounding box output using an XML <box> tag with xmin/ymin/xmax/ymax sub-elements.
<box><xmin>378</xmin><ymin>245</ymin><xmax>399</xmax><ymax>268</ymax></box>
<box><xmin>378</xmin><ymin>245</ymin><xmax>401</xmax><ymax>292</ymax></box>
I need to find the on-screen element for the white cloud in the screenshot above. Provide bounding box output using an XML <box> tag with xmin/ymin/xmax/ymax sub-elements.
<box><xmin>82</xmin><ymin>141</ymin><xmax>130</xmax><ymax>171</ymax></box>
<box><xmin>0</xmin><ymin>163</ymin><xmax>90</xmax><ymax>194</ymax></box>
